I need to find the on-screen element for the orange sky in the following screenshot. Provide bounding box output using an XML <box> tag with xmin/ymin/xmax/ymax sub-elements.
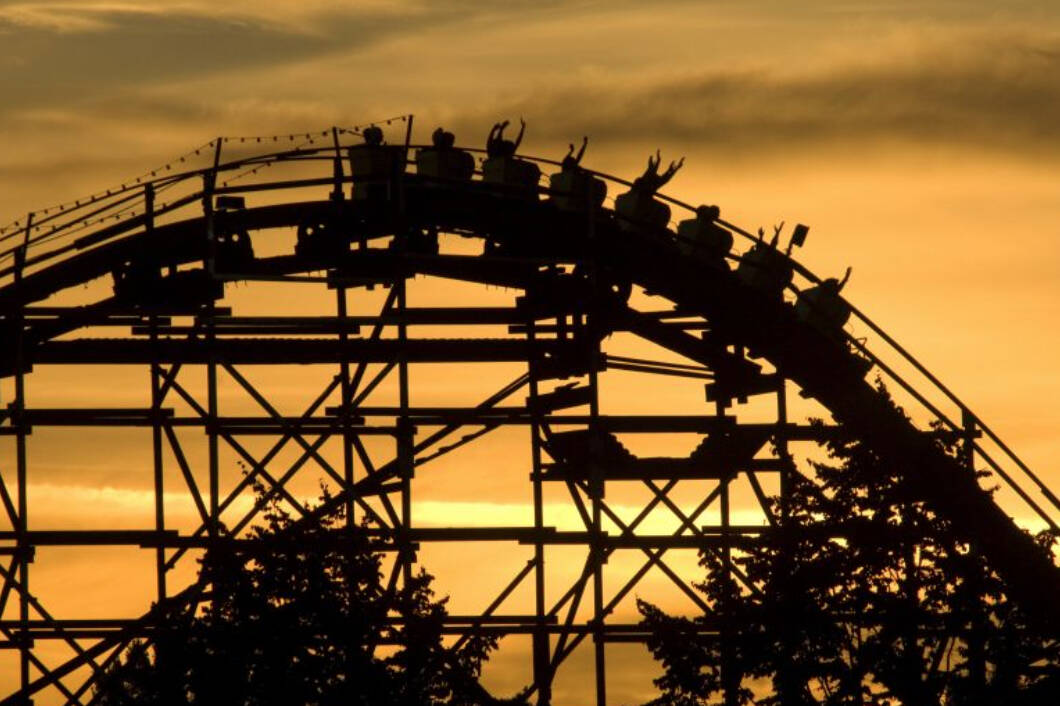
<box><xmin>1</xmin><ymin>2</ymin><xmax>1059</xmax><ymax>703</ymax></box>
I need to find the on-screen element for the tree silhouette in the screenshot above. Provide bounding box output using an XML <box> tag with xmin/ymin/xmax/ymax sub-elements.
<box><xmin>93</xmin><ymin>485</ymin><xmax>522</xmax><ymax>705</ymax></box>
<box><xmin>640</xmin><ymin>386</ymin><xmax>1060</xmax><ymax>705</ymax></box>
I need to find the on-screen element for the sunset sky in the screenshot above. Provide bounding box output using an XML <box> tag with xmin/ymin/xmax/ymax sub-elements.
<box><xmin>1</xmin><ymin>1</ymin><xmax>1059</xmax><ymax>703</ymax></box>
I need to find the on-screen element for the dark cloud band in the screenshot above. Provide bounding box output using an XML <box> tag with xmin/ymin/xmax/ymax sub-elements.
<box><xmin>460</xmin><ymin>31</ymin><xmax>1060</xmax><ymax>159</ymax></box>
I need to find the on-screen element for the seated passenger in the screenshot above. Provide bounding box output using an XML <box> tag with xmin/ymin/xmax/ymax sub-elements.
<box><xmin>549</xmin><ymin>137</ymin><xmax>607</xmax><ymax>211</ymax></box>
<box><xmin>487</xmin><ymin>119</ymin><xmax>523</xmax><ymax>158</ymax></box>
<box><xmin>795</xmin><ymin>267</ymin><xmax>853</xmax><ymax>333</ymax></box>
<box><xmin>736</xmin><ymin>223</ymin><xmax>794</xmax><ymax>299</ymax></box>
<box><xmin>347</xmin><ymin>126</ymin><xmax>405</xmax><ymax>200</ymax></box>
<box><xmin>676</xmin><ymin>204</ymin><xmax>733</xmax><ymax>266</ymax></box>
<box><xmin>562</xmin><ymin>137</ymin><xmax>587</xmax><ymax>171</ymax></box>
<box><xmin>481</xmin><ymin>119</ymin><xmax>541</xmax><ymax>195</ymax></box>
<box><xmin>416</xmin><ymin>127</ymin><xmax>475</xmax><ymax>181</ymax></box>
<box><xmin>614</xmin><ymin>151</ymin><xmax>683</xmax><ymax>232</ymax></box>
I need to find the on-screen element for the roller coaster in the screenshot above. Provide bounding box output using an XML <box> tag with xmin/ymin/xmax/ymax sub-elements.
<box><xmin>0</xmin><ymin>116</ymin><xmax>1057</xmax><ymax>704</ymax></box>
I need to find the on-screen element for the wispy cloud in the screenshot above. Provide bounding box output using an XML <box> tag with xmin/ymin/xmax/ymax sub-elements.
<box><xmin>1</xmin><ymin>2</ymin><xmax>1056</xmax><ymax>160</ymax></box>
<box><xmin>0</xmin><ymin>0</ymin><xmax>597</xmax><ymax>119</ymax></box>
<box><xmin>0</xmin><ymin>3</ymin><xmax>1057</xmax><ymax>221</ymax></box>
<box><xmin>455</xmin><ymin>28</ymin><xmax>1060</xmax><ymax>159</ymax></box>
<box><xmin>0</xmin><ymin>10</ymin><xmax>335</xmax><ymax>104</ymax></box>
<box><xmin>0</xmin><ymin>1</ymin><xmax>417</xmax><ymax>34</ymax></box>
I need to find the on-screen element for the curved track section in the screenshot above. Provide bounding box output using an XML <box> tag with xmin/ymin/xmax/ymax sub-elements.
<box><xmin>0</xmin><ymin>135</ymin><xmax>1057</xmax><ymax>703</ymax></box>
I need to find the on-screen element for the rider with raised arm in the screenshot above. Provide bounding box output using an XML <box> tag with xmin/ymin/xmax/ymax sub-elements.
<box><xmin>736</xmin><ymin>221</ymin><xmax>797</xmax><ymax>299</ymax></box>
<box><xmin>634</xmin><ymin>150</ymin><xmax>684</xmax><ymax>194</ymax></box>
<box><xmin>549</xmin><ymin>137</ymin><xmax>607</xmax><ymax>212</ymax></box>
<box><xmin>482</xmin><ymin>118</ymin><xmax>540</xmax><ymax>195</ymax></box>
<box><xmin>796</xmin><ymin>266</ymin><xmax>854</xmax><ymax>335</ymax></box>
<box><xmin>561</xmin><ymin>137</ymin><xmax>588</xmax><ymax>172</ymax></box>
<box><xmin>486</xmin><ymin>119</ymin><xmax>526</xmax><ymax>159</ymax></box>
<box><xmin>614</xmin><ymin>150</ymin><xmax>684</xmax><ymax>231</ymax></box>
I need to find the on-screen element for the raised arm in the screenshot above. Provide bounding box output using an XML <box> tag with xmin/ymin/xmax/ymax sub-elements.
<box><xmin>837</xmin><ymin>266</ymin><xmax>852</xmax><ymax>291</ymax></box>
<box><xmin>637</xmin><ymin>151</ymin><xmax>684</xmax><ymax>192</ymax></box>
<box><xmin>512</xmin><ymin>118</ymin><xmax>526</xmax><ymax>151</ymax></box>
<box><xmin>644</xmin><ymin>150</ymin><xmax>661</xmax><ymax>178</ymax></box>
<box><xmin>574</xmin><ymin>136</ymin><xmax>588</xmax><ymax>164</ymax></box>
<box><xmin>486</xmin><ymin>121</ymin><xmax>505</xmax><ymax>149</ymax></box>
<box><xmin>770</xmin><ymin>221</ymin><xmax>784</xmax><ymax>248</ymax></box>
<box><xmin>487</xmin><ymin>121</ymin><xmax>510</xmax><ymax>156</ymax></box>
<box><xmin>658</xmin><ymin>157</ymin><xmax>684</xmax><ymax>187</ymax></box>
<box><xmin>562</xmin><ymin>137</ymin><xmax>590</xmax><ymax>170</ymax></box>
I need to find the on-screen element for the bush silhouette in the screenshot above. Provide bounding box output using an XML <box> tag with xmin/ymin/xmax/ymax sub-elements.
<box><xmin>640</xmin><ymin>387</ymin><xmax>1060</xmax><ymax>705</ymax></box>
<box><xmin>94</xmin><ymin>486</ymin><xmax>521</xmax><ymax>706</ymax></box>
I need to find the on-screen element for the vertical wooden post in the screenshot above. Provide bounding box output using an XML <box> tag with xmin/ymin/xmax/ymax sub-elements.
<box><xmin>584</xmin><ymin>193</ymin><xmax>606</xmax><ymax>706</ymax></box>
<box><xmin>202</xmin><ymin>152</ymin><xmax>220</xmax><ymax>539</ymax></box>
<box><xmin>13</xmin><ymin>226</ymin><xmax>30</xmax><ymax>702</ymax></box>
<box><xmin>396</xmin><ymin>244</ymin><xmax>413</xmax><ymax>589</ymax></box>
<box><xmin>146</xmin><ymin>183</ymin><xmax>167</xmax><ymax>604</ymax></box>
<box><xmin>337</xmin><ymin>287</ymin><xmax>355</xmax><ymax>528</ymax></box>
<box><xmin>721</xmin><ymin>458</ymin><xmax>737</xmax><ymax>706</ymax></box>
<box><xmin>331</xmin><ymin>127</ymin><xmax>345</xmax><ymax>203</ymax></box>
<box><xmin>528</xmin><ymin>321</ymin><xmax>552</xmax><ymax>705</ymax></box>
<box><xmin>775</xmin><ymin>379</ymin><xmax>795</xmax><ymax>701</ymax></box>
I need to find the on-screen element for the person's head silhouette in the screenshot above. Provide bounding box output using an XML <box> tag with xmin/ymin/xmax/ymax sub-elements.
<box><xmin>362</xmin><ymin>126</ymin><xmax>384</xmax><ymax>146</ymax></box>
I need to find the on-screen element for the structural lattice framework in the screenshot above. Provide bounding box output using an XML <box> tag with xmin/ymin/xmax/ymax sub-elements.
<box><xmin>0</xmin><ymin>121</ymin><xmax>1057</xmax><ymax>705</ymax></box>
